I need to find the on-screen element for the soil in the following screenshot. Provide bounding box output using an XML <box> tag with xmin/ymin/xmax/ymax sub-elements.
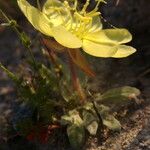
<box><xmin>0</xmin><ymin>0</ymin><xmax>150</xmax><ymax>150</ymax></box>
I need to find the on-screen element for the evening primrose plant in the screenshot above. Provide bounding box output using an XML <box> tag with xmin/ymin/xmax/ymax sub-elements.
<box><xmin>17</xmin><ymin>0</ymin><xmax>136</xmax><ymax>57</ymax></box>
<box><xmin>0</xmin><ymin>0</ymin><xmax>140</xmax><ymax>149</ymax></box>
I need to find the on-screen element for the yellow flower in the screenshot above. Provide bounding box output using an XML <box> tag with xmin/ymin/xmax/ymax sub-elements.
<box><xmin>17</xmin><ymin>0</ymin><xmax>136</xmax><ymax>58</ymax></box>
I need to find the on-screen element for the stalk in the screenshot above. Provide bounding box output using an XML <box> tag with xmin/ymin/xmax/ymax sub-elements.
<box><xmin>67</xmin><ymin>50</ymin><xmax>86</xmax><ymax>104</ymax></box>
<box><xmin>0</xmin><ymin>63</ymin><xmax>19</xmax><ymax>82</ymax></box>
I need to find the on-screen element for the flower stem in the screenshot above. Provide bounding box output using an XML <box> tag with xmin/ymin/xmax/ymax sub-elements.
<box><xmin>0</xmin><ymin>63</ymin><xmax>19</xmax><ymax>82</ymax></box>
<box><xmin>0</xmin><ymin>9</ymin><xmax>9</xmax><ymax>22</ymax></box>
<box><xmin>67</xmin><ymin>50</ymin><xmax>86</xmax><ymax>104</ymax></box>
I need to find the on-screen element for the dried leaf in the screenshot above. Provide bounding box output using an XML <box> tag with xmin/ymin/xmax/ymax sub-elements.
<box><xmin>42</xmin><ymin>37</ymin><xmax>65</xmax><ymax>52</ymax></box>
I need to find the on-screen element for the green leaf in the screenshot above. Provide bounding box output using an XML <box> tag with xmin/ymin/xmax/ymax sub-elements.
<box><xmin>20</xmin><ymin>32</ymin><xmax>31</xmax><ymax>48</ymax></box>
<box><xmin>61</xmin><ymin>114</ymin><xmax>73</xmax><ymax>125</ymax></box>
<box><xmin>39</xmin><ymin>64</ymin><xmax>52</xmax><ymax>79</ymax></box>
<box><xmin>59</xmin><ymin>80</ymin><xmax>73</xmax><ymax>102</ymax></box>
<box><xmin>82</xmin><ymin>110</ymin><xmax>98</xmax><ymax>135</ymax></box>
<box><xmin>102</xmin><ymin>115</ymin><xmax>121</xmax><ymax>131</ymax></box>
<box><xmin>82</xmin><ymin>102</ymin><xmax>94</xmax><ymax>110</ymax></box>
<box><xmin>38</xmin><ymin>64</ymin><xmax>59</xmax><ymax>91</ymax></box>
<box><xmin>0</xmin><ymin>63</ymin><xmax>19</xmax><ymax>83</ymax></box>
<box><xmin>96</xmin><ymin>104</ymin><xmax>121</xmax><ymax>131</ymax></box>
<box><xmin>100</xmin><ymin>86</ymin><xmax>140</xmax><ymax>106</ymax></box>
<box><xmin>67</xmin><ymin>124</ymin><xmax>85</xmax><ymax>149</ymax></box>
<box><xmin>61</xmin><ymin>110</ymin><xmax>85</xmax><ymax>149</ymax></box>
<box><xmin>61</xmin><ymin>110</ymin><xmax>83</xmax><ymax>126</ymax></box>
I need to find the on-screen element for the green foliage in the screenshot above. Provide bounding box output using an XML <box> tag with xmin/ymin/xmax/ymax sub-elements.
<box><xmin>67</xmin><ymin>124</ymin><xmax>85</xmax><ymax>150</ymax></box>
<box><xmin>95</xmin><ymin>104</ymin><xmax>121</xmax><ymax>130</ymax></box>
<box><xmin>0</xmin><ymin>63</ymin><xmax>19</xmax><ymax>82</ymax></box>
<box><xmin>82</xmin><ymin>110</ymin><xmax>98</xmax><ymax>135</ymax></box>
<box><xmin>61</xmin><ymin>110</ymin><xmax>85</xmax><ymax>149</ymax></box>
<box><xmin>1</xmin><ymin>59</ymin><xmax>141</xmax><ymax>148</ymax></box>
<box><xmin>60</xmin><ymin>101</ymin><xmax>121</xmax><ymax>148</ymax></box>
<box><xmin>20</xmin><ymin>32</ymin><xmax>31</xmax><ymax>48</ymax></box>
<box><xmin>0</xmin><ymin>53</ymin><xmax>141</xmax><ymax>149</ymax></box>
<box><xmin>59</xmin><ymin>85</ymin><xmax>140</xmax><ymax>148</ymax></box>
<box><xmin>100</xmin><ymin>86</ymin><xmax>140</xmax><ymax>104</ymax></box>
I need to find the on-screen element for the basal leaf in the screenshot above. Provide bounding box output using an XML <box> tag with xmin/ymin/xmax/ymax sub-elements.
<box><xmin>102</xmin><ymin>115</ymin><xmax>121</xmax><ymax>131</ymax></box>
<box><xmin>96</xmin><ymin>104</ymin><xmax>121</xmax><ymax>131</ymax></box>
<box><xmin>61</xmin><ymin>110</ymin><xmax>83</xmax><ymax>125</ymax></box>
<box><xmin>82</xmin><ymin>110</ymin><xmax>98</xmax><ymax>135</ymax></box>
<box><xmin>82</xmin><ymin>102</ymin><xmax>94</xmax><ymax>110</ymax></box>
<box><xmin>61</xmin><ymin>114</ymin><xmax>73</xmax><ymax>125</ymax></box>
<box><xmin>100</xmin><ymin>86</ymin><xmax>140</xmax><ymax>106</ymax></box>
<box><xmin>67</xmin><ymin>124</ymin><xmax>85</xmax><ymax>149</ymax></box>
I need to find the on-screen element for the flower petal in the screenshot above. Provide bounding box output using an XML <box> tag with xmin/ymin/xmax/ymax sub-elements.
<box><xmin>84</xmin><ymin>29</ymin><xmax>132</xmax><ymax>44</ymax></box>
<box><xmin>52</xmin><ymin>26</ymin><xmax>82</xmax><ymax>48</ymax></box>
<box><xmin>17</xmin><ymin>0</ymin><xmax>52</xmax><ymax>36</ymax></box>
<box><xmin>82</xmin><ymin>39</ymin><xmax>117</xmax><ymax>57</ymax></box>
<box><xmin>43</xmin><ymin>0</ymin><xmax>62</xmax><ymax>10</ymax></box>
<box><xmin>88</xmin><ymin>16</ymin><xmax>102</xmax><ymax>33</ymax></box>
<box><xmin>42</xmin><ymin>0</ymin><xmax>71</xmax><ymax>27</ymax></box>
<box><xmin>112</xmin><ymin>45</ymin><xmax>136</xmax><ymax>58</ymax></box>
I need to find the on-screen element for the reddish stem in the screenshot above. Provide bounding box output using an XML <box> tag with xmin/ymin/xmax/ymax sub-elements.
<box><xmin>68</xmin><ymin>51</ymin><xmax>86</xmax><ymax>104</ymax></box>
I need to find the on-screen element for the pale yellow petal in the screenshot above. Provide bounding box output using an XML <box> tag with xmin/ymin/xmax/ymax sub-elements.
<box><xmin>112</xmin><ymin>45</ymin><xmax>136</xmax><ymax>58</ymax></box>
<box><xmin>88</xmin><ymin>16</ymin><xmax>102</xmax><ymax>33</ymax></box>
<box><xmin>42</xmin><ymin>0</ymin><xmax>71</xmax><ymax>27</ymax></box>
<box><xmin>17</xmin><ymin>0</ymin><xmax>52</xmax><ymax>36</ymax></box>
<box><xmin>43</xmin><ymin>0</ymin><xmax>63</xmax><ymax>13</ymax></box>
<box><xmin>52</xmin><ymin>26</ymin><xmax>82</xmax><ymax>48</ymax></box>
<box><xmin>84</xmin><ymin>29</ymin><xmax>132</xmax><ymax>44</ymax></box>
<box><xmin>82</xmin><ymin>39</ymin><xmax>117</xmax><ymax>57</ymax></box>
